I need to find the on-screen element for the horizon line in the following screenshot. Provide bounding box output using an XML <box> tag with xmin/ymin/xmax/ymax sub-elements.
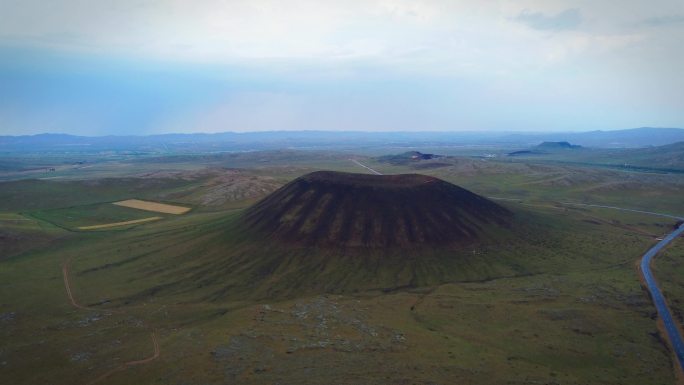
<box><xmin>2</xmin><ymin>126</ymin><xmax>683</xmax><ymax>138</ymax></box>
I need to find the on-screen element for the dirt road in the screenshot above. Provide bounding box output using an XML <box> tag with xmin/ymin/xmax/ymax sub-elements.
<box><xmin>350</xmin><ymin>159</ymin><xmax>383</xmax><ymax>175</ymax></box>
<box><xmin>62</xmin><ymin>258</ymin><xmax>160</xmax><ymax>384</ymax></box>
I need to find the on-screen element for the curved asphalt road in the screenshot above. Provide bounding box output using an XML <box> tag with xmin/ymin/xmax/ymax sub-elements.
<box><xmin>518</xmin><ymin>201</ymin><xmax>684</xmax><ymax>371</ymax></box>
<box><xmin>640</xmin><ymin>223</ymin><xmax>684</xmax><ymax>370</ymax></box>
<box><xmin>496</xmin><ymin>200</ymin><xmax>684</xmax><ymax>370</ymax></box>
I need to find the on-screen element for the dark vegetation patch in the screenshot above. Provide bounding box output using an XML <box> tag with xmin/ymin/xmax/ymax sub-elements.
<box><xmin>508</xmin><ymin>150</ymin><xmax>541</xmax><ymax>156</ymax></box>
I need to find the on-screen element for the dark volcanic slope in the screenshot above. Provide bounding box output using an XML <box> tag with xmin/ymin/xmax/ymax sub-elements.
<box><xmin>240</xmin><ymin>171</ymin><xmax>511</xmax><ymax>248</ymax></box>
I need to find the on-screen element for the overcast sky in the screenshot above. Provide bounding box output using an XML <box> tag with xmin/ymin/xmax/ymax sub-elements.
<box><xmin>1</xmin><ymin>0</ymin><xmax>683</xmax><ymax>135</ymax></box>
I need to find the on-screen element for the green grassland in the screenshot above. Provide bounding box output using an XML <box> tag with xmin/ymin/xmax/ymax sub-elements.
<box><xmin>28</xmin><ymin>203</ymin><xmax>167</xmax><ymax>230</ymax></box>
<box><xmin>0</xmin><ymin>205</ymin><xmax>679</xmax><ymax>384</ymax></box>
<box><xmin>0</xmin><ymin>150</ymin><xmax>363</xmax><ymax>182</ymax></box>
<box><xmin>363</xmin><ymin>156</ymin><xmax>684</xmax><ymax>214</ymax></box>
<box><xmin>0</xmin><ymin>178</ymin><xmax>196</xmax><ymax>212</ymax></box>
<box><xmin>0</xmin><ymin>213</ymin><xmax>69</xmax><ymax>259</ymax></box>
<box><xmin>1</xmin><ymin>149</ymin><xmax>683</xmax><ymax>384</ymax></box>
<box><xmin>495</xmin><ymin>142</ymin><xmax>684</xmax><ymax>173</ymax></box>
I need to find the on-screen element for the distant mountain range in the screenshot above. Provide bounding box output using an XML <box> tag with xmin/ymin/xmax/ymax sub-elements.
<box><xmin>0</xmin><ymin>127</ymin><xmax>682</xmax><ymax>153</ymax></box>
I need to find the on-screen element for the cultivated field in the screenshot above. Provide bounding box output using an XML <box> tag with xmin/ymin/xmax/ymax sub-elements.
<box><xmin>113</xmin><ymin>199</ymin><xmax>191</xmax><ymax>214</ymax></box>
<box><xmin>77</xmin><ymin>216</ymin><xmax>162</xmax><ymax>230</ymax></box>
<box><xmin>29</xmin><ymin>203</ymin><xmax>164</xmax><ymax>231</ymax></box>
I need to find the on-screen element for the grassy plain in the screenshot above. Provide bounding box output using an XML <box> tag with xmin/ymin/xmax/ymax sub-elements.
<box><xmin>0</xmin><ymin>213</ymin><xmax>68</xmax><ymax>259</ymax></box>
<box><xmin>1</xmin><ymin>149</ymin><xmax>683</xmax><ymax>384</ymax></box>
<box><xmin>29</xmin><ymin>203</ymin><xmax>165</xmax><ymax>230</ymax></box>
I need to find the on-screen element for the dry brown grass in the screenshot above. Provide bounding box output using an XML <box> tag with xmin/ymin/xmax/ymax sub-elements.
<box><xmin>113</xmin><ymin>199</ymin><xmax>191</xmax><ymax>214</ymax></box>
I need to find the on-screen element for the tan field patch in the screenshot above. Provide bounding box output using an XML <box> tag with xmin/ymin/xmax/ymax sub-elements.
<box><xmin>0</xmin><ymin>213</ymin><xmax>31</xmax><ymax>221</ymax></box>
<box><xmin>77</xmin><ymin>217</ymin><xmax>162</xmax><ymax>230</ymax></box>
<box><xmin>112</xmin><ymin>199</ymin><xmax>191</xmax><ymax>214</ymax></box>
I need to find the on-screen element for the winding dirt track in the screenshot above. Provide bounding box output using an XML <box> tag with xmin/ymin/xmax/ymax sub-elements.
<box><xmin>62</xmin><ymin>259</ymin><xmax>89</xmax><ymax>310</ymax></box>
<box><xmin>85</xmin><ymin>332</ymin><xmax>160</xmax><ymax>385</ymax></box>
<box><xmin>62</xmin><ymin>258</ymin><xmax>160</xmax><ymax>384</ymax></box>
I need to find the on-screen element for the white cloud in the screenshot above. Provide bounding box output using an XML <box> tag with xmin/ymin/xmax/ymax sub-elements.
<box><xmin>515</xmin><ymin>8</ymin><xmax>582</xmax><ymax>31</ymax></box>
<box><xmin>1</xmin><ymin>0</ymin><xmax>674</xmax><ymax>64</ymax></box>
<box><xmin>0</xmin><ymin>0</ymin><xmax>682</xmax><ymax>134</ymax></box>
<box><xmin>1</xmin><ymin>0</ymin><xmax>681</xmax><ymax>85</ymax></box>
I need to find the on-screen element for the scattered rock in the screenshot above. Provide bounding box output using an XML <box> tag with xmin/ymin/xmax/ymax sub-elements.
<box><xmin>77</xmin><ymin>314</ymin><xmax>102</xmax><ymax>327</ymax></box>
<box><xmin>70</xmin><ymin>352</ymin><xmax>91</xmax><ymax>362</ymax></box>
<box><xmin>0</xmin><ymin>312</ymin><xmax>16</xmax><ymax>323</ymax></box>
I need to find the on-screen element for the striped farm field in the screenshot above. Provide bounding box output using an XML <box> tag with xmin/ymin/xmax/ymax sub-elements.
<box><xmin>113</xmin><ymin>199</ymin><xmax>191</xmax><ymax>214</ymax></box>
<box><xmin>77</xmin><ymin>216</ymin><xmax>162</xmax><ymax>230</ymax></box>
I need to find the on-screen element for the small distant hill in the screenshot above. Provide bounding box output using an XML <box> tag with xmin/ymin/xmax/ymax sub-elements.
<box><xmin>536</xmin><ymin>141</ymin><xmax>582</xmax><ymax>150</ymax></box>
<box><xmin>508</xmin><ymin>141</ymin><xmax>582</xmax><ymax>156</ymax></box>
<box><xmin>376</xmin><ymin>151</ymin><xmax>443</xmax><ymax>165</ymax></box>
<box><xmin>507</xmin><ymin>150</ymin><xmax>540</xmax><ymax>157</ymax></box>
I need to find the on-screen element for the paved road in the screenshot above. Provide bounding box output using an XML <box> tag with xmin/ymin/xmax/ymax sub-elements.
<box><xmin>640</xmin><ymin>223</ymin><xmax>684</xmax><ymax>370</ymax></box>
<box><xmin>554</xmin><ymin>202</ymin><xmax>684</xmax><ymax>370</ymax></box>
<box><xmin>489</xmin><ymin>198</ymin><xmax>684</xmax><ymax>369</ymax></box>
<box><xmin>350</xmin><ymin>159</ymin><xmax>383</xmax><ymax>175</ymax></box>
